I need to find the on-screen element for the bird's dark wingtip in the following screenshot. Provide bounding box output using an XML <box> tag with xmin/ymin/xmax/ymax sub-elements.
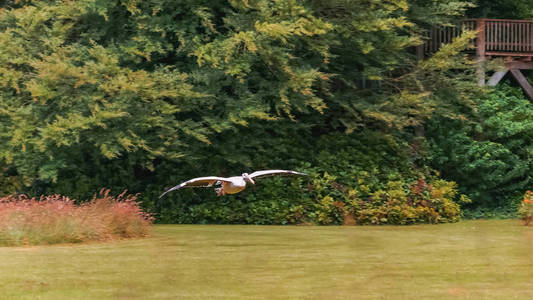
<box><xmin>159</xmin><ymin>184</ymin><xmax>185</xmax><ymax>198</ymax></box>
<box><xmin>159</xmin><ymin>187</ymin><xmax>173</xmax><ymax>199</ymax></box>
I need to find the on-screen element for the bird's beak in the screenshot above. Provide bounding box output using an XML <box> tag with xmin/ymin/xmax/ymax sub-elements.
<box><xmin>251</xmin><ymin>179</ymin><xmax>255</xmax><ymax>185</ymax></box>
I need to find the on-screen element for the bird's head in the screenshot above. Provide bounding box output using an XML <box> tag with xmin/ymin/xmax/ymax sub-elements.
<box><xmin>242</xmin><ymin>173</ymin><xmax>255</xmax><ymax>185</ymax></box>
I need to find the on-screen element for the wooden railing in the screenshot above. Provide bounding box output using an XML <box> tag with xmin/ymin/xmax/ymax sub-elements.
<box><xmin>423</xmin><ymin>20</ymin><xmax>476</xmax><ymax>53</ymax></box>
<box><xmin>422</xmin><ymin>19</ymin><xmax>533</xmax><ymax>57</ymax></box>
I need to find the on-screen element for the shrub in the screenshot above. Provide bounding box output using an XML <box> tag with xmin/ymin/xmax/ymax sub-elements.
<box><xmin>429</xmin><ymin>85</ymin><xmax>533</xmax><ymax>208</ymax></box>
<box><xmin>519</xmin><ymin>190</ymin><xmax>533</xmax><ymax>225</ymax></box>
<box><xmin>0</xmin><ymin>189</ymin><xmax>153</xmax><ymax>246</ymax></box>
<box><xmin>305</xmin><ymin>173</ymin><xmax>469</xmax><ymax>225</ymax></box>
<box><xmin>161</xmin><ymin>131</ymin><xmax>469</xmax><ymax>226</ymax></box>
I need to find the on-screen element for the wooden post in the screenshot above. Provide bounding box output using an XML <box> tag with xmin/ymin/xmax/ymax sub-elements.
<box><xmin>510</xmin><ymin>69</ymin><xmax>533</xmax><ymax>101</ymax></box>
<box><xmin>476</xmin><ymin>19</ymin><xmax>487</xmax><ymax>86</ymax></box>
<box><xmin>416</xmin><ymin>45</ymin><xmax>424</xmax><ymax>60</ymax></box>
<box><xmin>487</xmin><ymin>70</ymin><xmax>508</xmax><ymax>86</ymax></box>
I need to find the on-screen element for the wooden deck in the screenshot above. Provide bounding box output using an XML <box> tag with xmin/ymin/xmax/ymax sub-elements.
<box><xmin>420</xmin><ymin>18</ymin><xmax>533</xmax><ymax>100</ymax></box>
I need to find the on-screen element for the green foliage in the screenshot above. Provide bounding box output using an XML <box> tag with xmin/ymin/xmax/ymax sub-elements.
<box><xmin>0</xmin><ymin>0</ymin><xmax>486</xmax><ymax>224</ymax></box>
<box><xmin>0</xmin><ymin>163</ymin><xmax>22</xmax><ymax>195</ymax></box>
<box><xmin>157</xmin><ymin>131</ymin><xmax>467</xmax><ymax>225</ymax></box>
<box><xmin>312</xmin><ymin>0</ymin><xmax>479</xmax><ymax>133</ymax></box>
<box><xmin>429</xmin><ymin>85</ymin><xmax>533</xmax><ymax>208</ymax></box>
<box><xmin>468</xmin><ymin>0</ymin><xmax>533</xmax><ymax>19</ymax></box>
<box><xmin>0</xmin><ymin>0</ymin><xmax>336</xmax><ymax>194</ymax></box>
<box><xmin>463</xmin><ymin>206</ymin><xmax>518</xmax><ymax>220</ymax></box>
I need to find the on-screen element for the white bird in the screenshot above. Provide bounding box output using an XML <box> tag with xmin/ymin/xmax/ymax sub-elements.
<box><xmin>159</xmin><ymin>170</ymin><xmax>307</xmax><ymax>198</ymax></box>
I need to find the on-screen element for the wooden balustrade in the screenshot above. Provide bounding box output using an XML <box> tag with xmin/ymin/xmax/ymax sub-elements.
<box><xmin>423</xmin><ymin>19</ymin><xmax>533</xmax><ymax>57</ymax></box>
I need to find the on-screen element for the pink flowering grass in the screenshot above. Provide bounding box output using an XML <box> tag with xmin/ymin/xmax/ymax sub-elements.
<box><xmin>0</xmin><ymin>189</ymin><xmax>153</xmax><ymax>246</ymax></box>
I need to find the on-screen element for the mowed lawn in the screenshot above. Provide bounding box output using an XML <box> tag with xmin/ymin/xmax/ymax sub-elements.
<box><xmin>2</xmin><ymin>220</ymin><xmax>533</xmax><ymax>299</ymax></box>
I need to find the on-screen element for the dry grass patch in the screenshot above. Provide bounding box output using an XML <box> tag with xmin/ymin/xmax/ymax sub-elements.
<box><xmin>0</xmin><ymin>189</ymin><xmax>153</xmax><ymax>246</ymax></box>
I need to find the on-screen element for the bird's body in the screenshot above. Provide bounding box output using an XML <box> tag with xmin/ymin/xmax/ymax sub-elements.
<box><xmin>217</xmin><ymin>176</ymin><xmax>247</xmax><ymax>195</ymax></box>
<box><xmin>159</xmin><ymin>170</ymin><xmax>306</xmax><ymax>198</ymax></box>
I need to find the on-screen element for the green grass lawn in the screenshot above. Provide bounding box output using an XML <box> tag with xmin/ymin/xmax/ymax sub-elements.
<box><xmin>2</xmin><ymin>220</ymin><xmax>533</xmax><ymax>299</ymax></box>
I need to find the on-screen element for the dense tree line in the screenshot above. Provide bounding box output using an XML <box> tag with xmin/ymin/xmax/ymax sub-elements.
<box><xmin>0</xmin><ymin>0</ymin><xmax>531</xmax><ymax>223</ymax></box>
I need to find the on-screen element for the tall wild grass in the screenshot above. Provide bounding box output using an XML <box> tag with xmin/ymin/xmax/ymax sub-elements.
<box><xmin>0</xmin><ymin>189</ymin><xmax>153</xmax><ymax>246</ymax></box>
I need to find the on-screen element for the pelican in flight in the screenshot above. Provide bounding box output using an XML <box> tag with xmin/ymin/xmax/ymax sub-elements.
<box><xmin>159</xmin><ymin>170</ymin><xmax>307</xmax><ymax>198</ymax></box>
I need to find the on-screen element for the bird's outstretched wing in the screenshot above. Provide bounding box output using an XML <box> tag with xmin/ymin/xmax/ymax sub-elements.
<box><xmin>249</xmin><ymin>170</ymin><xmax>307</xmax><ymax>180</ymax></box>
<box><xmin>159</xmin><ymin>176</ymin><xmax>232</xmax><ymax>198</ymax></box>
